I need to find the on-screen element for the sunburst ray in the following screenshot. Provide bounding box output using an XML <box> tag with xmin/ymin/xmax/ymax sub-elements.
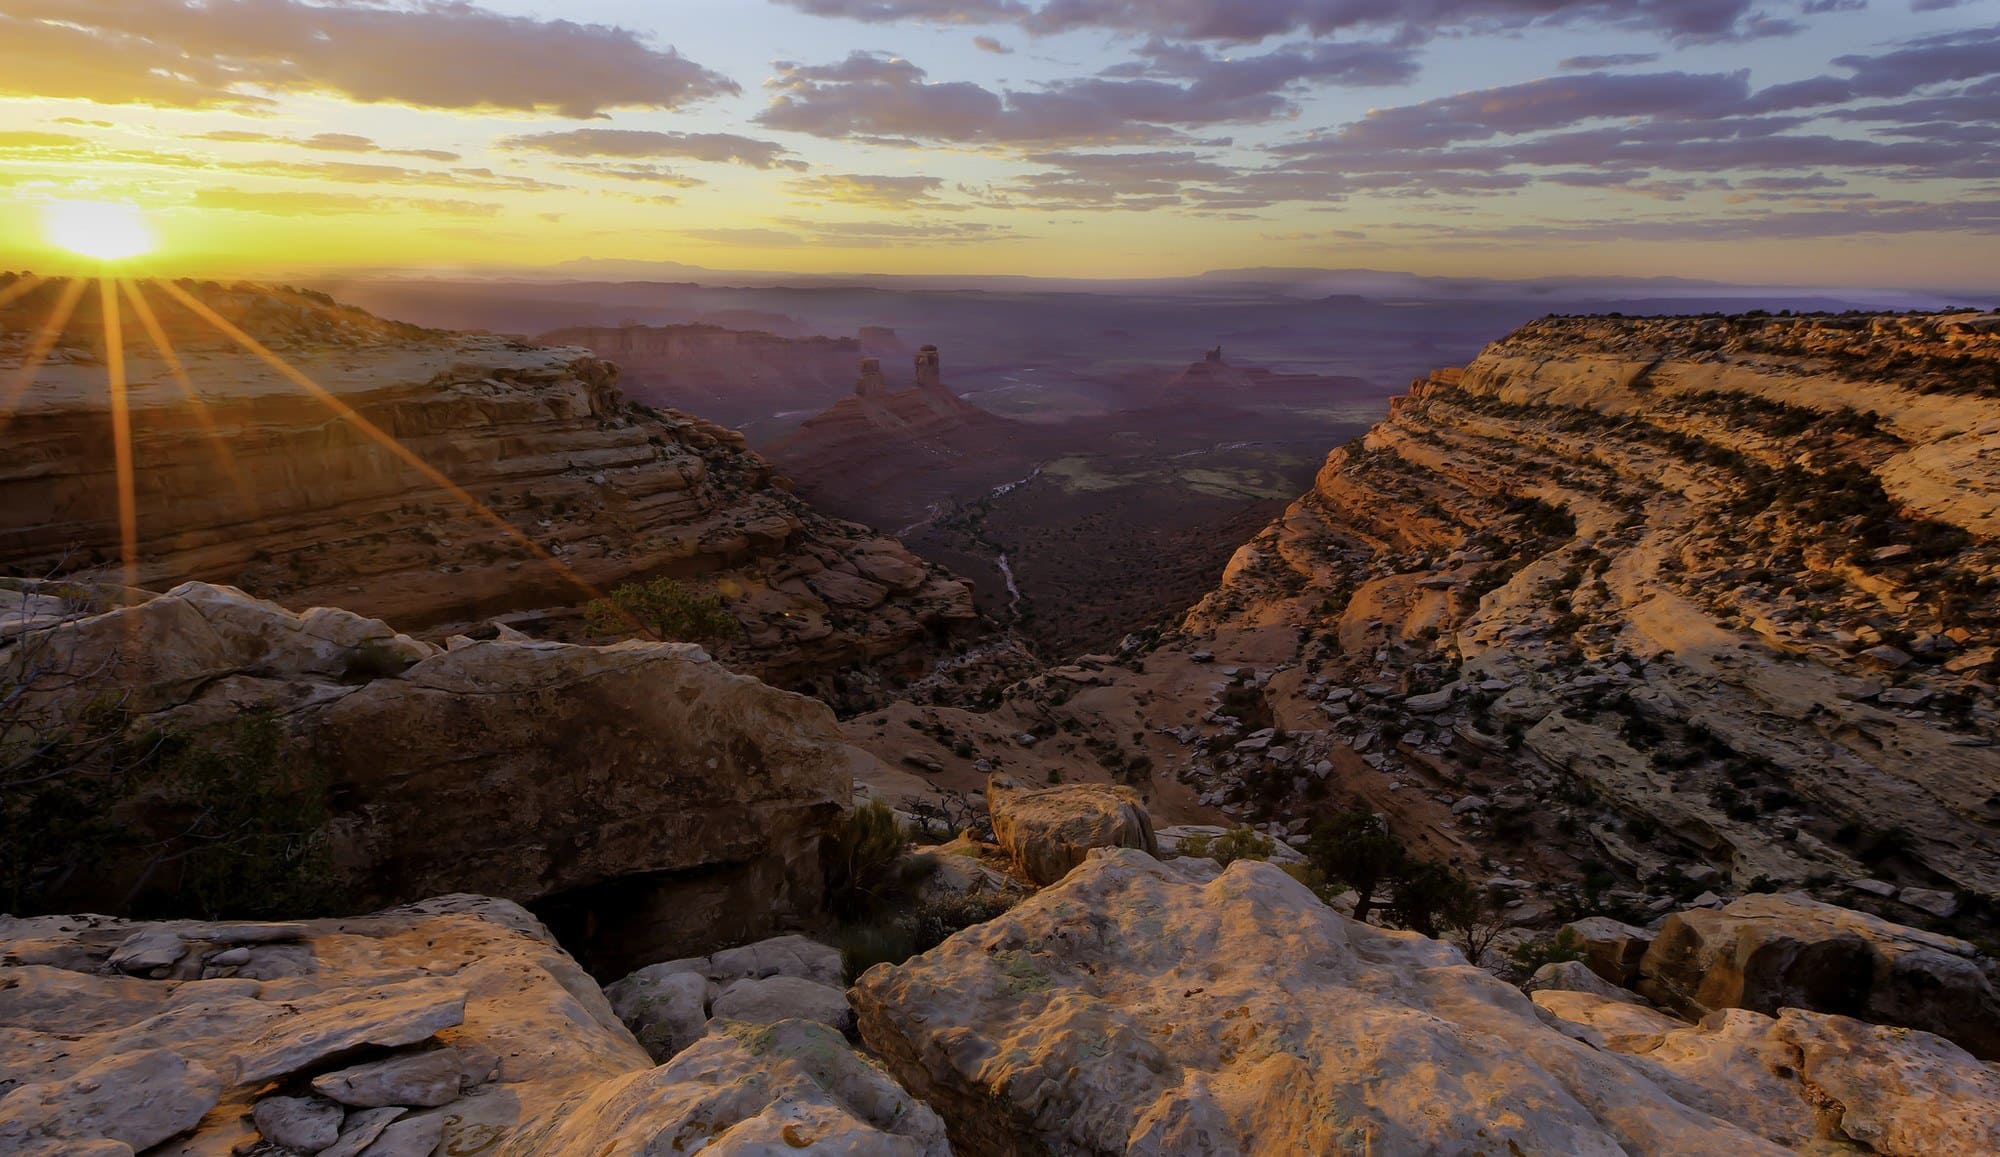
<box><xmin>98</xmin><ymin>277</ymin><xmax>139</xmax><ymax>597</ymax></box>
<box><xmin>0</xmin><ymin>277</ymin><xmax>90</xmax><ymax>432</ymax></box>
<box><xmin>0</xmin><ymin>273</ymin><xmax>49</xmax><ymax>313</ymax></box>
<box><xmin>149</xmin><ymin>279</ymin><xmax>619</xmax><ymax>617</ymax></box>
<box><xmin>119</xmin><ymin>278</ymin><xmax>258</xmax><ymax>519</ymax></box>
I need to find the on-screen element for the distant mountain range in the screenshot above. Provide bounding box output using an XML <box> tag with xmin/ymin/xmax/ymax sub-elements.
<box><xmin>502</xmin><ymin>259</ymin><xmax>1992</xmax><ymax>311</ymax></box>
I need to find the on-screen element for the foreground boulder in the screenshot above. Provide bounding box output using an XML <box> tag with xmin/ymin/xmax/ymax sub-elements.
<box><xmin>530</xmin><ymin>1019</ymin><xmax>952</xmax><ymax>1156</ymax></box>
<box><xmin>854</xmin><ymin>850</ymin><xmax>1810</xmax><ymax>1155</ymax></box>
<box><xmin>986</xmin><ymin>778</ymin><xmax>1158</xmax><ymax>886</ymax></box>
<box><xmin>7</xmin><ymin>583</ymin><xmax>850</xmax><ymax>974</ymax></box>
<box><xmin>605</xmin><ymin>934</ymin><xmax>851</xmax><ymax>1063</ymax></box>
<box><xmin>0</xmin><ymin>899</ymin><xmax>948</xmax><ymax>1155</ymax></box>
<box><xmin>1536</xmin><ymin>994</ymin><xmax>2000</xmax><ymax>1153</ymax></box>
<box><xmin>1636</xmin><ymin>890</ymin><xmax>2000</xmax><ymax>1059</ymax></box>
<box><xmin>1563</xmin><ymin>915</ymin><xmax>1655</xmax><ymax>987</ymax></box>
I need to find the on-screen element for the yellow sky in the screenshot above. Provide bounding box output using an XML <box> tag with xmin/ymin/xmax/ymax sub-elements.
<box><xmin>2</xmin><ymin>0</ymin><xmax>1996</xmax><ymax>287</ymax></box>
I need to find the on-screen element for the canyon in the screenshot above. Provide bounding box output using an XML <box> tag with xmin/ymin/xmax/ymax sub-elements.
<box><xmin>854</xmin><ymin>310</ymin><xmax>2000</xmax><ymax>937</ymax></box>
<box><xmin>0</xmin><ymin>277</ymin><xmax>974</xmax><ymax>705</ymax></box>
<box><xmin>6</xmin><ymin>287</ymin><xmax>2000</xmax><ymax>1154</ymax></box>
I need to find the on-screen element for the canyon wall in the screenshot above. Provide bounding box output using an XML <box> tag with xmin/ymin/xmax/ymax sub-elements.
<box><xmin>537</xmin><ymin>322</ymin><xmax>868</xmax><ymax>431</ymax></box>
<box><xmin>0</xmin><ymin>281</ymin><xmax>975</xmax><ymax>699</ymax></box>
<box><xmin>1186</xmin><ymin>310</ymin><xmax>1999</xmax><ymax>899</ymax></box>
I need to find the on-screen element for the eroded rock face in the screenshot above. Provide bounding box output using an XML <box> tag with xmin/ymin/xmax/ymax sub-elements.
<box><xmin>854</xmin><ymin>849</ymin><xmax>1811</xmax><ymax>1156</ymax></box>
<box><xmin>0</xmin><ymin>899</ymin><xmax>944</xmax><ymax>1156</ymax></box>
<box><xmin>986</xmin><ymin>779</ymin><xmax>1159</xmax><ymax>886</ymax></box>
<box><xmin>1536</xmin><ymin>995</ymin><xmax>2000</xmax><ymax>1155</ymax></box>
<box><xmin>0</xmin><ymin>280</ymin><xmax>976</xmax><ymax>703</ymax></box>
<box><xmin>8</xmin><ymin>583</ymin><xmax>849</xmax><ymax>970</ymax></box>
<box><xmin>1636</xmin><ymin>890</ymin><xmax>2000</xmax><ymax>1059</ymax></box>
<box><xmin>1158</xmin><ymin>310</ymin><xmax>2000</xmax><ymax>917</ymax></box>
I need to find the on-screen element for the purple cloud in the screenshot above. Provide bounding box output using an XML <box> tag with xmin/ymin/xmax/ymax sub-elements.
<box><xmin>500</xmin><ymin>128</ymin><xmax>803</xmax><ymax>168</ymax></box>
<box><xmin>778</xmin><ymin>0</ymin><xmax>1800</xmax><ymax>43</ymax></box>
<box><xmin>0</xmin><ymin>0</ymin><xmax>735</xmax><ymax>116</ymax></box>
<box><xmin>758</xmin><ymin>41</ymin><xmax>1413</xmax><ymax>145</ymax></box>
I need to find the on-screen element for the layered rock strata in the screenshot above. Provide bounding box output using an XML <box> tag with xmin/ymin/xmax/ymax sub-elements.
<box><xmin>1</xmin><ymin>278</ymin><xmax>975</xmax><ymax>700</ymax></box>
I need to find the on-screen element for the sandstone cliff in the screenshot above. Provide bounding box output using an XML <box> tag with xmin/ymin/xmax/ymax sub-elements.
<box><xmin>764</xmin><ymin>347</ymin><xmax>1018</xmax><ymax>520</ymax></box>
<box><xmin>535</xmin><ymin>322</ymin><xmax>866</xmax><ymax>432</ymax></box>
<box><xmin>1183</xmin><ymin>309</ymin><xmax>2000</xmax><ymax>900</ymax></box>
<box><xmin>0</xmin><ymin>278</ymin><xmax>975</xmax><ymax>702</ymax></box>
<box><xmin>849</xmin><ymin>311</ymin><xmax>1999</xmax><ymax>945</ymax></box>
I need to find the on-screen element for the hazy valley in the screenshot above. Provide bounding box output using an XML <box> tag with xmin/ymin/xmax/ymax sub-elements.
<box><xmin>6</xmin><ymin>265</ymin><xmax>2000</xmax><ymax>1153</ymax></box>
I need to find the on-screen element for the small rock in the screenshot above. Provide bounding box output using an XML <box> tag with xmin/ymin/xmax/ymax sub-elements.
<box><xmin>1860</xmin><ymin>645</ymin><xmax>1913</xmax><ymax>669</ymax></box>
<box><xmin>253</xmin><ymin>1095</ymin><xmax>344</xmax><ymax>1152</ymax></box>
<box><xmin>606</xmin><ymin>966</ymin><xmax>716</xmax><ymax>1063</ymax></box>
<box><xmin>710</xmin><ymin>976</ymin><xmax>853</xmax><ymax>1032</ymax></box>
<box><xmin>1526</xmin><ymin>961</ymin><xmax>1642</xmax><ymax>1004</ymax></box>
<box><xmin>209</xmin><ymin>947</ymin><xmax>253</xmax><ymax>967</ymax></box>
<box><xmin>1899</xmin><ymin>887</ymin><xmax>1961</xmax><ymax>920</ymax></box>
<box><xmin>1404</xmin><ymin>689</ymin><xmax>1455</xmax><ymax>713</ymax></box>
<box><xmin>312</xmin><ymin>1049</ymin><xmax>469</xmax><ymax>1109</ymax></box>
<box><xmin>108</xmin><ymin>928</ymin><xmax>187</xmax><ymax>974</ymax></box>
<box><xmin>321</xmin><ymin>1107</ymin><xmax>408</xmax><ymax>1157</ymax></box>
<box><xmin>362</xmin><ymin>1112</ymin><xmax>447</xmax><ymax>1157</ymax></box>
<box><xmin>1848</xmin><ymin>878</ymin><xmax>1899</xmax><ymax>899</ymax></box>
<box><xmin>709</xmin><ymin>935</ymin><xmax>844</xmax><ymax>988</ymax></box>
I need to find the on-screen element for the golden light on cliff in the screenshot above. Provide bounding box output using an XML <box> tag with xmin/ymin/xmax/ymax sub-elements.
<box><xmin>43</xmin><ymin>201</ymin><xmax>156</xmax><ymax>263</ymax></box>
<box><xmin>1</xmin><ymin>274</ymin><xmax>635</xmax><ymax>631</ymax></box>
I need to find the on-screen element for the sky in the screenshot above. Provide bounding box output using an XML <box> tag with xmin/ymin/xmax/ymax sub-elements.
<box><xmin>0</xmin><ymin>0</ymin><xmax>1996</xmax><ymax>285</ymax></box>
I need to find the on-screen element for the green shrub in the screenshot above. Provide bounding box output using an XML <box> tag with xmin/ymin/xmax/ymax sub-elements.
<box><xmin>839</xmin><ymin>892</ymin><xmax>1020</xmax><ymax>983</ymax></box>
<box><xmin>585</xmin><ymin>576</ymin><xmax>741</xmax><ymax>643</ymax></box>
<box><xmin>342</xmin><ymin>639</ymin><xmax>416</xmax><ymax>683</ymax></box>
<box><xmin>1391</xmin><ymin>859</ymin><xmax>1480</xmax><ymax>940</ymax></box>
<box><xmin>823</xmin><ymin>801</ymin><xmax>920</xmax><ymax>921</ymax></box>
<box><xmin>3</xmin><ymin>705</ymin><xmax>336</xmax><ymax>921</ymax></box>
<box><xmin>1281</xmin><ymin>861</ymin><xmax>1349</xmax><ymax>906</ymax></box>
<box><xmin>1510</xmin><ymin>926</ymin><xmax>1585</xmax><ymax>977</ymax></box>
<box><xmin>143</xmin><ymin>713</ymin><xmax>336</xmax><ymax>920</ymax></box>
<box><xmin>1176</xmin><ymin>826</ymin><xmax>1276</xmax><ymax>866</ymax></box>
<box><xmin>1307</xmin><ymin>811</ymin><xmax>1407</xmax><ymax>923</ymax></box>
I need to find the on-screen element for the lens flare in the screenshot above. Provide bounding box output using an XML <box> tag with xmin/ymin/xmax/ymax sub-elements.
<box><xmin>43</xmin><ymin>201</ymin><xmax>156</xmax><ymax>262</ymax></box>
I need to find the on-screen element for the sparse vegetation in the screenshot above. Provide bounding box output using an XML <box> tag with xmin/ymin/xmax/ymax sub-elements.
<box><xmin>1175</xmin><ymin>825</ymin><xmax>1276</xmax><ymax>866</ymax></box>
<box><xmin>585</xmin><ymin>576</ymin><xmax>741</xmax><ymax>643</ymax></box>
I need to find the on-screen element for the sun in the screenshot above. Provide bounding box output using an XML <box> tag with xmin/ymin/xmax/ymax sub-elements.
<box><xmin>43</xmin><ymin>200</ymin><xmax>156</xmax><ymax>262</ymax></box>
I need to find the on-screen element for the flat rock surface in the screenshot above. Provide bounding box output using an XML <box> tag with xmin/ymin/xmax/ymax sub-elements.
<box><xmin>0</xmin><ymin>898</ymin><xmax>647</xmax><ymax>1156</ymax></box>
